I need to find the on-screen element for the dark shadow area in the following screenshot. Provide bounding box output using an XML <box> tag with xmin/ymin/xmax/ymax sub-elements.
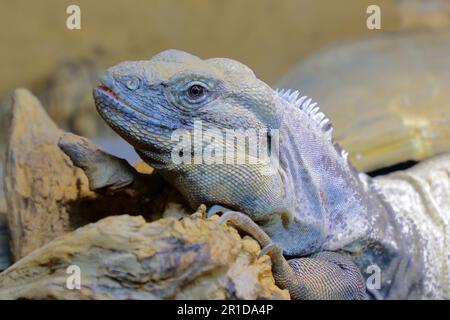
<box><xmin>367</xmin><ymin>160</ymin><xmax>418</xmax><ymax>177</ymax></box>
<box><xmin>65</xmin><ymin>180</ymin><xmax>187</xmax><ymax>230</ymax></box>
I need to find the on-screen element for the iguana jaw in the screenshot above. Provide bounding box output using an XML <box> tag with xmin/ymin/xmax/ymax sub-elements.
<box><xmin>93</xmin><ymin>84</ymin><xmax>176</xmax><ymax>166</ymax></box>
<box><xmin>94</xmin><ymin>83</ymin><xmax>167</xmax><ymax>128</ymax></box>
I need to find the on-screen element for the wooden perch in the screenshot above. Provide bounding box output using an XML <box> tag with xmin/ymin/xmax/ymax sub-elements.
<box><xmin>58</xmin><ymin>132</ymin><xmax>164</xmax><ymax>196</ymax></box>
<box><xmin>4</xmin><ymin>88</ymin><xmax>94</xmax><ymax>260</ymax></box>
<box><xmin>0</xmin><ymin>89</ymin><xmax>286</xmax><ymax>300</ymax></box>
<box><xmin>0</xmin><ymin>213</ymin><xmax>289</xmax><ymax>300</ymax></box>
<box><xmin>3</xmin><ymin>89</ymin><xmax>187</xmax><ymax>261</ymax></box>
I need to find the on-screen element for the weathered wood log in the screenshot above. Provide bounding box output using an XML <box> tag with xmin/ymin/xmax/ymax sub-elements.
<box><xmin>3</xmin><ymin>88</ymin><xmax>93</xmax><ymax>260</ymax></box>
<box><xmin>58</xmin><ymin>132</ymin><xmax>164</xmax><ymax>197</ymax></box>
<box><xmin>2</xmin><ymin>89</ymin><xmax>182</xmax><ymax>261</ymax></box>
<box><xmin>0</xmin><ymin>88</ymin><xmax>286</xmax><ymax>299</ymax></box>
<box><xmin>0</xmin><ymin>213</ymin><xmax>289</xmax><ymax>300</ymax></box>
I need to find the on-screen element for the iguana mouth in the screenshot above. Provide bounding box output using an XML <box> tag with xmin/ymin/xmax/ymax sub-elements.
<box><xmin>95</xmin><ymin>85</ymin><xmax>152</xmax><ymax>121</ymax></box>
<box><xmin>94</xmin><ymin>85</ymin><xmax>176</xmax><ymax>139</ymax></box>
<box><xmin>97</xmin><ymin>85</ymin><xmax>120</xmax><ymax>100</ymax></box>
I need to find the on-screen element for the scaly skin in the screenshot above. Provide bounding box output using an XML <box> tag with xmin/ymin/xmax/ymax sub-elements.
<box><xmin>93</xmin><ymin>50</ymin><xmax>449</xmax><ymax>299</ymax></box>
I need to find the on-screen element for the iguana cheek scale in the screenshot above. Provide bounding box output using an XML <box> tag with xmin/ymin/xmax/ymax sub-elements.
<box><xmin>92</xmin><ymin>49</ymin><xmax>449</xmax><ymax>300</ymax></box>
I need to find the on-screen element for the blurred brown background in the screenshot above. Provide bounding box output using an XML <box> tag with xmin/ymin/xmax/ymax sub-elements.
<box><xmin>1</xmin><ymin>0</ymin><xmax>449</xmax><ymax>163</ymax></box>
<box><xmin>0</xmin><ymin>0</ymin><xmax>437</xmax><ymax>96</ymax></box>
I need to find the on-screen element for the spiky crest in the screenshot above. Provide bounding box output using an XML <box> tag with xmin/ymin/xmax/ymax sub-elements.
<box><xmin>276</xmin><ymin>88</ymin><xmax>333</xmax><ymax>141</ymax></box>
<box><xmin>276</xmin><ymin>88</ymin><xmax>357</xmax><ymax>164</ymax></box>
<box><xmin>275</xmin><ymin>88</ymin><xmax>386</xmax><ymax>194</ymax></box>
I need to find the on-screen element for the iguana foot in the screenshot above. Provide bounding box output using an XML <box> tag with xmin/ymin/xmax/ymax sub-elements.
<box><xmin>214</xmin><ymin>212</ymin><xmax>306</xmax><ymax>298</ymax></box>
<box><xmin>258</xmin><ymin>244</ymin><xmax>367</xmax><ymax>300</ymax></box>
<box><xmin>207</xmin><ymin>208</ymin><xmax>294</xmax><ymax>293</ymax></box>
<box><xmin>207</xmin><ymin>207</ymin><xmax>367</xmax><ymax>300</ymax></box>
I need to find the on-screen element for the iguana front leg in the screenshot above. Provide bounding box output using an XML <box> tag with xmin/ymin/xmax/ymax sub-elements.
<box><xmin>208</xmin><ymin>208</ymin><xmax>367</xmax><ymax>300</ymax></box>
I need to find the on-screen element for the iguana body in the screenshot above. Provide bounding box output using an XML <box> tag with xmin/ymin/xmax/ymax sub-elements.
<box><xmin>93</xmin><ymin>50</ymin><xmax>449</xmax><ymax>299</ymax></box>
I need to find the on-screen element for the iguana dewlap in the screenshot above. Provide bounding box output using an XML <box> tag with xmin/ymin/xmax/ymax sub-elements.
<box><xmin>92</xmin><ymin>49</ymin><xmax>449</xmax><ymax>300</ymax></box>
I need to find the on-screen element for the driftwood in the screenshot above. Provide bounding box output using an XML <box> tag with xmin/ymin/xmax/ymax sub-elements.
<box><xmin>3</xmin><ymin>89</ymin><xmax>189</xmax><ymax>260</ymax></box>
<box><xmin>3</xmin><ymin>88</ymin><xmax>93</xmax><ymax>260</ymax></box>
<box><xmin>0</xmin><ymin>89</ymin><xmax>286</xmax><ymax>299</ymax></box>
<box><xmin>58</xmin><ymin>132</ymin><xmax>164</xmax><ymax>197</ymax></box>
<box><xmin>0</xmin><ymin>211</ymin><xmax>288</xmax><ymax>300</ymax></box>
<box><xmin>57</xmin><ymin>132</ymin><xmax>191</xmax><ymax>221</ymax></box>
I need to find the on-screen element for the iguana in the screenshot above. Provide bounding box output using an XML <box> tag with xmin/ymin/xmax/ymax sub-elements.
<box><xmin>92</xmin><ymin>49</ymin><xmax>449</xmax><ymax>300</ymax></box>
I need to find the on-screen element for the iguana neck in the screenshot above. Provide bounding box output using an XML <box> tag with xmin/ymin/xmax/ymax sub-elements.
<box><xmin>268</xmin><ymin>101</ymin><xmax>406</xmax><ymax>257</ymax></box>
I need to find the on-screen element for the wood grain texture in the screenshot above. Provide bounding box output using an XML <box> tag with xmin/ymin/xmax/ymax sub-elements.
<box><xmin>2</xmin><ymin>89</ymin><xmax>179</xmax><ymax>261</ymax></box>
<box><xmin>0</xmin><ymin>213</ymin><xmax>289</xmax><ymax>300</ymax></box>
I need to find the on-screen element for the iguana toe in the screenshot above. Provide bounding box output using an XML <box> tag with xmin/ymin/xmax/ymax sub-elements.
<box><xmin>218</xmin><ymin>211</ymin><xmax>272</xmax><ymax>248</ymax></box>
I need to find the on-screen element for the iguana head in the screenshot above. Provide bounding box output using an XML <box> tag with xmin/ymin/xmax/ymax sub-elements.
<box><xmin>94</xmin><ymin>49</ymin><xmax>279</xmax><ymax>166</ymax></box>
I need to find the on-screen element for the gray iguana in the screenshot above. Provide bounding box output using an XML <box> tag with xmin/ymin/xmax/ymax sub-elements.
<box><xmin>92</xmin><ymin>49</ymin><xmax>449</xmax><ymax>300</ymax></box>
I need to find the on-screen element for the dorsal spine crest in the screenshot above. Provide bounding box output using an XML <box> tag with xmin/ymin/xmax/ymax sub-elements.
<box><xmin>276</xmin><ymin>88</ymin><xmax>334</xmax><ymax>140</ymax></box>
<box><xmin>276</xmin><ymin>87</ymin><xmax>355</xmax><ymax>165</ymax></box>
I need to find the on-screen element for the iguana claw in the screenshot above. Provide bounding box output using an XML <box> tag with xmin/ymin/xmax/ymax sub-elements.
<box><xmin>206</xmin><ymin>204</ymin><xmax>230</xmax><ymax>218</ymax></box>
<box><xmin>209</xmin><ymin>208</ymin><xmax>280</xmax><ymax>261</ymax></box>
<box><xmin>207</xmin><ymin>205</ymin><xmax>272</xmax><ymax>246</ymax></box>
<box><xmin>257</xmin><ymin>243</ymin><xmax>283</xmax><ymax>260</ymax></box>
<box><xmin>218</xmin><ymin>211</ymin><xmax>272</xmax><ymax>248</ymax></box>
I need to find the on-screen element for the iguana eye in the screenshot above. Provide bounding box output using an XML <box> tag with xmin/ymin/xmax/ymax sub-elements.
<box><xmin>125</xmin><ymin>77</ymin><xmax>140</xmax><ymax>91</ymax></box>
<box><xmin>169</xmin><ymin>80</ymin><xmax>213</xmax><ymax>108</ymax></box>
<box><xmin>188</xmin><ymin>84</ymin><xmax>205</xmax><ymax>99</ymax></box>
